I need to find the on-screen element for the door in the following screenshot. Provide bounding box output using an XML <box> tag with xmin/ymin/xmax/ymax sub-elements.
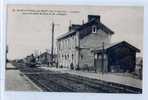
<box><xmin>95</xmin><ymin>54</ymin><xmax>108</xmax><ymax>72</ymax></box>
<box><xmin>95</xmin><ymin>54</ymin><xmax>102</xmax><ymax>72</ymax></box>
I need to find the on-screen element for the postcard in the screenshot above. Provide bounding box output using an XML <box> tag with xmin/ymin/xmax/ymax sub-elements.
<box><xmin>5</xmin><ymin>4</ymin><xmax>143</xmax><ymax>93</ymax></box>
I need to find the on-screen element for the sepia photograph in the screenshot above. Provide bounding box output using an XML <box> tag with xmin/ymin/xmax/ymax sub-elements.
<box><xmin>5</xmin><ymin>4</ymin><xmax>143</xmax><ymax>93</ymax></box>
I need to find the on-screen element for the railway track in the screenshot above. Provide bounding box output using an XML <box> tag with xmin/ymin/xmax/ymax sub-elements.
<box><xmin>27</xmin><ymin>74</ymin><xmax>75</xmax><ymax>92</ymax></box>
<box><xmin>25</xmin><ymin>71</ymin><xmax>141</xmax><ymax>93</ymax></box>
<box><xmin>13</xmin><ymin>63</ymin><xmax>142</xmax><ymax>93</ymax></box>
<box><xmin>24</xmin><ymin>73</ymin><xmax>100</xmax><ymax>92</ymax></box>
<box><xmin>59</xmin><ymin>73</ymin><xmax>142</xmax><ymax>93</ymax></box>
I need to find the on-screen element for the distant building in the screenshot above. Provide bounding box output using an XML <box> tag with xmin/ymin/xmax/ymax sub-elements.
<box><xmin>24</xmin><ymin>54</ymin><xmax>36</xmax><ymax>64</ymax></box>
<box><xmin>136</xmin><ymin>57</ymin><xmax>143</xmax><ymax>79</ymax></box>
<box><xmin>36</xmin><ymin>52</ymin><xmax>57</xmax><ymax>66</ymax></box>
<box><xmin>36</xmin><ymin>52</ymin><xmax>50</xmax><ymax>65</ymax></box>
<box><xmin>136</xmin><ymin>57</ymin><xmax>143</xmax><ymax>67</ymax></box>
<box><xmin>57</xmin><ymin>15</ymin><xmax>140</xmax><ymax>72</ymax></box>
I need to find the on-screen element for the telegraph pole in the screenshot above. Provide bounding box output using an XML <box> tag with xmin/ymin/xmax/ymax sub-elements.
<box><xmin>6</xmin><ymin>45</ymin><xmax>8</xmax><ymax>68</ymax></box>
<box><xmin>51</xmin><ymin>22</ymin><xmax>54</xmax><ymax>66</ymax></box>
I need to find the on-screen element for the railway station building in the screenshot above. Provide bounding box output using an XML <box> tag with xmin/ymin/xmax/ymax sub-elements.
<box><xmin>56</xmin><ymin>15</ymin><xmax>140</xmax><ymax>72</ymax></box>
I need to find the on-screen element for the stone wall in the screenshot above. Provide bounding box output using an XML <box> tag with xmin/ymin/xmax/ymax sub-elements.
<box><xmin>79</xmin><ymin>29</ymin><xmax>111</xmax><ymax>69</ymax></box>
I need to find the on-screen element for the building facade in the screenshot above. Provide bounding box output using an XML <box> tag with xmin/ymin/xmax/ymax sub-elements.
<box><xmin>57</xmin><ymin>15</ymin><xmax>114</xmax><ymax>70</ymax></box>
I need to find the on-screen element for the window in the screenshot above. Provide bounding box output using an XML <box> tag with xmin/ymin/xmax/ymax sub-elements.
<box><xmin>67</xmin><ymin>38</ymin><xmax>69</xmax><ymax>48</ymax></box>
<box><xmin>65</xmin><ymin>55</ymin><xmax>67</xmax><ymax>60</ymax></box>
<box><xmin>66</xmin><ymin>39</ymin><xmax>68</xmax><ymax>48</ymax></box>
<box><xmin>98</xmin><ymin>55</ymin><xmax>102</xmax><ymax>59</ymax></box>
<box><xmin>75</xmin><ymin>36</ymin><xmax>77</xmax><ymax>46</ymax></box>
<box><xmin>81</xmin><ymin>54</ymin><xmax>83</xmax><ymax>60</ymax></box>
<box><xmin>59</xmin><ymin>43</ymin><xmax>61</xmax><ymax>50</ymax></box>
<box><xmin>61</xmin><ymin>41</ymin><xmax>63</xmax><ymax>49</ymax></box>
<box><xmin>104</xmin><ymin>54</ymin><xmax>107</xmax><ymax>59</ymax></box>
<box><xmin>92</xmin><ymin>26</ymin><xmax>97</xmax><ymax>33</ymax></box>
<box><xmin>98</xmin><ymin>54</ymin><xmax>106</xmax><ymax>59</ymax></box>
<box><xmin>72</xmin><ymin>36</ymin><xmax>74</xmax><ymax>40</ymax></box>
<box><xmin>63</xmin><ymin>40</ymin><xmax>65</xmax><ymax>49</ymax></box>
<box><xmin>94</xmin><ymin>54</ymin><xmax>97</xmax><ymax>59</ymax></box>
<box><xmin>72</xmin><ymin>54</ymin><xmax>74</xmax><ymax>59</ymax></box>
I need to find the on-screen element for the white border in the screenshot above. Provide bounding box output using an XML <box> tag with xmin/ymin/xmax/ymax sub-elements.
<box><xmin>1</xmin><ymin>0</ymin><xmax>148</xmax><ymax>100</ymax></box>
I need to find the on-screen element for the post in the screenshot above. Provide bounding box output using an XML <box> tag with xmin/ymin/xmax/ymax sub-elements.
<box><xmin>102</xmin><ymin>42</ymin><xmax>104</xmax><ymax>74</ymax></box>
<box><xmin>77</xmin><ymin>32</ymin><xmax>80</xmax><ymax>70</ymax></box>
<box><xmin>82</xmin><ymin>19</ymin><xmax>84</xmax><ymax>24</ymax></box>
<box><xmin>94</xmin><ymin>53</ymin><xmax>97</xmax><ymax>73</ymax></box>
<box><xmin>51</xmin><ymin>22</ymin><xmax>54</xmax><ymax>66</ymax></box>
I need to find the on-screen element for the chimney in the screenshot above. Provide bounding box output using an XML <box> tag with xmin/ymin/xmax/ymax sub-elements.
<box><xmin>69</xmin><ymin>20</ymin><xmax>72</xmax><ymax>31</ymax></box>
<box><xmin>82</xmin><ymin>19</ymin><xmax>84</xmax><ymax>24</ymax></box>
<box><xmin>88</xmin><ymin>15</ymin><xmax>100</xmax><ymax>22</ymax></box>
<box><xmin>69</xmin><ymin>24</ymin><xmax>81</xmax><ymax>31</ymax></box>
<box><xmin>69</xmin><ymin>25</ymin><xmax>72</xmax><ymax>31</ymax></box>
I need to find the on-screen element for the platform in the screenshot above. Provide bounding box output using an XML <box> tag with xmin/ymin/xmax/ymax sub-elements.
<box><xmin>42</xmin><ymin>67</ymin><xmax>142</xmax><ymax>89</ymax></box>
<box><xmin>5</xmin><ymin>63</ymin><xmax>42</xmax><ymax>91</ymax></box>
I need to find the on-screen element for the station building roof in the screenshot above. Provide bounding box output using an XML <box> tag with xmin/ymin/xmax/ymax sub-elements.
<box><xmin>57</xmin><ymin>15</ymin><xmax>114</xmax><ymax>41</ymax></box>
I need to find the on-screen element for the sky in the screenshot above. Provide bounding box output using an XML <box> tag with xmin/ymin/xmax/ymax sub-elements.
<box><xmin>7</xmin><ymin>5</ymin><xmax>144</xmax><ymax>60</ymax></box>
